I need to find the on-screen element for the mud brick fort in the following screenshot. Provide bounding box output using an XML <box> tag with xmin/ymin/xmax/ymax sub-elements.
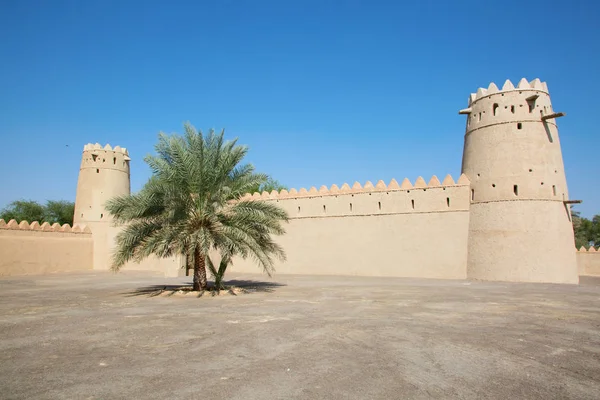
<box><xmin>1</xmin><ymin>78</ymin><xmax>598</xmax><ymax>282</ymax></box>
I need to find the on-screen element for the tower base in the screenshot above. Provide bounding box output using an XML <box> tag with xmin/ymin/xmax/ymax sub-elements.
<box><xmin>467</xmin><ymin>200</ymin><xmax>578</xmax><ymax>284</ymax></box>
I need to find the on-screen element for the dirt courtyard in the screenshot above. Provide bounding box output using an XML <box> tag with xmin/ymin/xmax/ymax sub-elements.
<box><xmin>1</xmin><ymin>271</ymin><xmax>600</xmax><ymax>399</ymax></box>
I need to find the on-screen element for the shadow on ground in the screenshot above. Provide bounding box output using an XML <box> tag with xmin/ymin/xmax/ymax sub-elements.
<box><xmin>124</xmin><ymin>279</ymin><xmax>286</xmax><ymax>297</ymax></box>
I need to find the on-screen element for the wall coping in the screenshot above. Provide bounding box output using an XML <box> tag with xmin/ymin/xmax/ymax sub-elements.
<box><xmin>0</xmin><ymin>219</ymin><xmax>91</xmax><ymax>234</ymax></box>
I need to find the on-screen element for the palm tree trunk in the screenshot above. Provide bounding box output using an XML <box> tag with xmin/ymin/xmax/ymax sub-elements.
<box><xmin>192</xmin><ymin>248</ymin><xmax>208</xmax><ymax>291</ymax></box>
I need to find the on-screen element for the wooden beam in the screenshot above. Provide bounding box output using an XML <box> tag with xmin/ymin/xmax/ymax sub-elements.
<box><xmin>458</xmin><ymin>107</ymin><xmax>472</xmax><ymax>115</ymax></box>
<box><xmin>542</xmin><ymin>112</ymin><xmax>565</xmax><ymax>121</ymax></box>
<box><xmin>564</xmin><ymin>200</ymin><xmax>583</xmax><ymax>204</ymax></box>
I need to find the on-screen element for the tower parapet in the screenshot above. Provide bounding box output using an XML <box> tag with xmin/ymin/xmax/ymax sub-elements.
<box><xmin>461</xmin><ymin>78</ymin><xmax>578</xmax><ymax>284</ymax></box>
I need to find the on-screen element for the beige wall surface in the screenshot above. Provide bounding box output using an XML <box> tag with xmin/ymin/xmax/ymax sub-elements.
<box><xmin>0</xmin><ymin>220</ymin><xmax>93</xmax><ymax>277</ymax></box>
<box><xmin>231</xmin><ymin>178</ymin><xmax>471</xmax><ymax>279</ymax></box>
<box><xmin>577</xmin><ymin>248</ymin><xmax>600</xmax><ymax>277</ymax></box>
<box><xmin>467</xmin><ymin>201</ymin><xmax>578</xmax><ymax>284</ymax></box>
<box><xmin>91</xmin><ymin>224</ymin><xmax>184</xmax><ymax>277</ymax></box>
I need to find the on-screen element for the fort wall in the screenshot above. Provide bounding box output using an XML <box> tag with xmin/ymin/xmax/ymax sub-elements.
<box><xmin>577</xmin><ymin>247</ymin><xmax>600</xmax><ymax>277</ymax></box>
<box><xmin>230</xmin><ymin>175</ymin><xmax>471</xmax><ymax>279</ymax></box>
<box><xmin>0</xmin><ymin>219</ymin><xmax>93</xmax><ymax>276</ymax></box>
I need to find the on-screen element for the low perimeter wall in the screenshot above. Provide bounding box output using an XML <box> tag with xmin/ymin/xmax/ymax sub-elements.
<box><xmin>577</xmin><ymin>247</ymin><xmax>600</xmax><ymax>277</ymax></box>
<box><xmin>231</xmin><ymin>175</ymin><xmax>471</xmax><ymax>279</ymax></box>
<box><xmin>0</xmin><ymin>219</ymin><xmax>93</xmax><ymax>276</ymax></box>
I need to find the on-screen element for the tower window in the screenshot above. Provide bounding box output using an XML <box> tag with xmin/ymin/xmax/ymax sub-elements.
<box><xmin>517</xmin><ymin>123</ymin><xmax>522</xmax><ymax>129</ymax></box>
<box><xmin>96</xmin><ymin>169</ymin><xmax>100</xmax><ymax>173</ymax></box>
<box><xmin>113</xmin><ymin>157</ymin><xmax>116</xmax><ymax>164</ymax></box>
<box><xmin>552</xmin><ymin>185</ymin><xmax>557</xmax><ymax>196</ymax></box>
<box><xmin>92</xmin><ymin>154</ymin><xmax>98</xmax><ymax>162</ymax></box>
<box><xmin>514</xmin><ymin>185</ymin><xmax>519</xmax><ymax>196</ymax></box>
<box><xmin>446</xmin><ymin>197</ymin><xmax>450</xmax><ymax>207</ymax></box>
<box><xmin>510</xmin><ymin>105</ymin><xmax>515</xmax><ymax>114</ymax></box>
<box><xmin>297</xmin><ymin>206</ymin><xmax>301</xmax><ymax>213</ymax></box>
<box><xmin>471</xmin><ymin>189</ymin><xmax>475</xmax><ymax>201</ymax></box>
<box><xmin>349</xmin><ymin>203</ymin><xmax>353</xmax><ymax>212</ymax></box>
<box><xmin>493</xmin><ymin>103</ymin><xmax>499</xmax><ymax>116</ymax></box>
<box><xmin>378</xmin><ymin>202</ymin><xmax>381</xmax><ymax>211</ymax></box>
<box><xmin>100</xmin><ymin>213</ymin><xmax>103</xmax><ymax>219</ymax></box>
<box><xmin>323</xmin><ymin>205</ymin><xmax>326</xmax><ymax>213</ymax></box>
<box><xmin>411</xmin><ymin>199</ymin><xmax>415</xmax><ymax>209</ymax></box>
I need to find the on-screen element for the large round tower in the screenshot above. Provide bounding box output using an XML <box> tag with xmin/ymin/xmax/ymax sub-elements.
<box><xmin>460</xmin><ymin>78</ymin><xmax>578</xmax><ymax>284</ymax></box>
<box><xmin>74</xmin><ymin>143</ymin><xmax>131</xmax><ymax>269</ymax></box>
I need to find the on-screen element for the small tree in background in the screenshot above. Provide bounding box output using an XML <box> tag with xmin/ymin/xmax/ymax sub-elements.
<box><xmin>0</xmin><ymin>200</ymin><xmax>74</xmax><ymax>226</ymax></box>
<box><xmin>572</xmin><ymin>207</ymin><xmax>600</xmax><ymax>249</ymax></box>
<box><xmin>248</xmin><ymin>177</ymin><xmax>288</xmax><ymax>195</ymax></box>
<box><xmin>106</xmin><ymin>123</ymin><xmax>289</xmax><ymax>291</ymax></box>
<box><xmin>44</xmin><ymin>200</ymin><xmax>75</xmax><ymax>225</ymax></box>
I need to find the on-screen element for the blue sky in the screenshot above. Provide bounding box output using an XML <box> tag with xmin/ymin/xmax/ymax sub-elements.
<box><xmin>0</xmin><ymin>0</ymin><xmax>598</xmax><ymax>217</ymax></box>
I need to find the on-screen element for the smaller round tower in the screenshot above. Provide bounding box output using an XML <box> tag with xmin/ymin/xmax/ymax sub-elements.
<box><xmin>74</xmin><ymin>143</ymin><xmax>131</xmax><ymax>269</ymax></box>
<box><xmin>460</xmin><ymin>78</ymin><xmax>578</xmax><ymax>284</ymax></box>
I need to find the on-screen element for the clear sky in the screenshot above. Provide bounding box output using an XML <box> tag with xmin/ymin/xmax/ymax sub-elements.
<box><xmin>0</xmin><ymin>0</ymin><xmax>598</xmax><ymax>217</ymax></box>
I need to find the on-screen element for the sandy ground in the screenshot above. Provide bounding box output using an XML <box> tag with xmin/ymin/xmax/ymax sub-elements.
<box><xmin>1</xmin><ymin>271</ymin><xmax>600</xmax><ymax>399</ymax></box>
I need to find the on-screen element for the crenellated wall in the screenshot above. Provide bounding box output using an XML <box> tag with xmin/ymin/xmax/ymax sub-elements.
<box><xmin>0</xmin><ymin>219</ymin><xmax>93</xmax><ymax>276</ymax></box>
<box><xmin>231</xmin><ymin>174</ymin><xmax>471</xmax><ymax>279</ymax></box>
<box><xmin>577</xmin><ymin>247</ymin><xmax>600</xmax><ymax>277</ymax></box>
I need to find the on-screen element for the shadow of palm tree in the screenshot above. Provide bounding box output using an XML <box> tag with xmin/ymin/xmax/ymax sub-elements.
<box><xmin>124</xmin><ymin>279</ymin><xmax>286</xmax><ymax>297</ymax></box>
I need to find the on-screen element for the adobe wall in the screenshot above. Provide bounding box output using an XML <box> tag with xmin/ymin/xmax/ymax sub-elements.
<box><xmin>230</xmin><ymin>175</ymin><xmax>471</xmax><ymax>279</ymax></box>
<box><xmin>0</xmin><ymin>219</ymin><xmax>93</xmax><ymax>276</ymax></box>
<box><xmin>92</xmin><ymin>224</ymin><xmax>185</xmax><ymax>277</ymax></box>
<box><xmin>577</xmin><ymin>247</ymin><xmax>600</xmax><ymax>277</ymax></box>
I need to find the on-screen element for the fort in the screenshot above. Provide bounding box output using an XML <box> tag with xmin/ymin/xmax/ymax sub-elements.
<box><xmin>1</xmin><ymin>78</ymin><xmax>598</xmax><ymax>282</ymax></box>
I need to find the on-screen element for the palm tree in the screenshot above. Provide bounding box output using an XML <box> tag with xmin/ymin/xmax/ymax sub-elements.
<box><xmin>105</xmin><ymin>123</ymin><xmax>289</xmax><ymax>291</ymax></box>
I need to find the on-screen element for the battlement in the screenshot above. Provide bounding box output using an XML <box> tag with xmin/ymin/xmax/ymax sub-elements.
<box><xmin>83</xmin><ymin>143</ymin><xmax>129</xmax><ymax>156</ymax></box>
<box><xmin>240</xmin><ymin>174</ymin><xmax>471</xmax><ymax>220</ymax></box>
<box><xmin>465</xmin><ymin>78</ymin><xmax>548</xmax><ymax>106</ymax></box>
<box><xmin>243</xmin><ymin>174</ymin><xmax>470</xmax><ymax>201</ymax></box>
<box><xmin>0</xmin><ymin>219</ymin><xmax>91</xmax><ymax>234</ymax></box>
<box><xmin>461</xmin><ymin>78</ymin><xmax>561</xmax><ymax>135</ymax></box>
<box><xmin>577</xmin><ymin>246</ymin><xmax>598</xmax><ymax>253</ymax></box>
<box><xmin>79</xmin><ymin>143</ymin><xmax>131</xmax><ymax>173</ymax></box>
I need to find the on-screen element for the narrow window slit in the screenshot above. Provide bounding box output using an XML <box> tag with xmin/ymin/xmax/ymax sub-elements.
<box><xmin>552</xmin><ymin>185</ymin><xmax>557</xmax><ymax>196</ymax></box>
<box><xmin>513</xmin><ymin>185</ymin><xmax>519</xmax><ymax>196</ymax></box>
<box><xmin>378</xmin><ymin>202</ymin><xmax>381</xmax><ymax>211</ymax></box>
<box><xmin>349</xmin><ymin>203</ymin><xmax>353</xmax><ymax>212</ymax></box>
<box><xmin>471</xmin><ymin>189</ymin><xmax>475</xmax><ymax>201</ymax></box>
<box><xmin>517</xmin><ymin>123</ymin><xmax>522</xmax><ymax>129</ymax></box>
<box><xmin>411</xmin><ymin>199</ymin><xmax>415</xmax><ymax>209</ymax></box>
<box><xmin>446</xmin><ymin>197</ymin><xmax>450</xmax><ymax>207</ymax></box>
